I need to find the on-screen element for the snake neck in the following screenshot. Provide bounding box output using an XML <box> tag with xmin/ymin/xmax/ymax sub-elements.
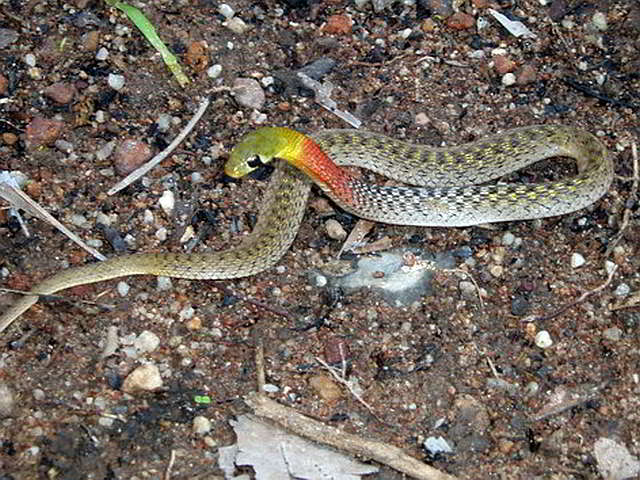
<box><xmin>276</xmin><ymin>128</ymin><xmax>356</xmax><ymax>205</ymax></box>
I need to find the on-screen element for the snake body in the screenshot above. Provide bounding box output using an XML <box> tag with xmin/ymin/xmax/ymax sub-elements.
<box><xmin>0</xmin><ymin>125</ymin><xmax>613</xmax><ymax>332</ymax></box>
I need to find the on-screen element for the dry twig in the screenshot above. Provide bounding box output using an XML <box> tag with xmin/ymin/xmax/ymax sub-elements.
<box><xmin>108</xmin><ymin>97</ymin><xmax>210</xmax><ymax>195</ymax></box>
<box><xmin>523</xmin><ymin>264</ymin><xmax>618</xmax><ymax>323</ymax></box>
<box><xmin>163</xmin><ymin>449</ymin><xmax>176</xmax><ymax>480</ymax></box>
<box><xmin>315</xmin><ymin>354</ymin><xmax>378</xmax><ymax>417</ymax></box>
<box><xmin>244</xmin><ymin>393</ymin><xmax>459</xmax><ymax>480</ymax></box>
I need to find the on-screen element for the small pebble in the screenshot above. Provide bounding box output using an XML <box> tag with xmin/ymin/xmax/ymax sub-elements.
<box><xmin>25</xmin><ymin>116</ymin><xmax>64</xmax><ymax>149</ymax></box>
<box><xmin>193</xmin><ymin>415</ymin><xmax>212</xmax><ymax>435</ymax></box>
<box><xmin>614</xmin><ymin>283</ymin><xmax>630</xmax><ymax>297</ymax></box>
<box><xmin>96</xmin><ymin>47</ymin><xmax>109</xmax><ymax>61</ymax></box>
<box><xmin>156</xmin><ymin>113</ymin><xmax>171</xmax><ymax>132</ymax></box>
<box><xmin>592</xmin><ymin>11</ymin><xmax>607</xmax><ymax>31</ymax></box>
<box><xmin>313</xmin><ymin>273</ymin><xmax>328</xmax><ymax>287</ymax></box>
<box><xmin>502</xmin><ymin>232</ymin><xmax>515</xmax><ymax>246</ymax></box>
<box><xmin>224</xmin><ymin>17</ymin><xmax>250</xmax><ymax>34</ymax></box>
<box><xmin>156</xmin><ymin>276</ymin><xmax>172</xmax><ymax>291</ymax></box>
<box><xmin>95</xmin><ymin>110</ymin><xmax>106</xmax><ymax>123</ymax></box>
<box><xmin>501</xmin><ymin>73</ymin><xmax>516</xmax><ymax>86</ymax></box>
<box><xmin>134</xmin><ymin>330</ymin><xmax>160</xmax><ymax>353</ymax></box>
<box><xmin>207</xmin><ymin>64</ymin><xmax>222</xmax><ymax>79</ymax></box>
<box><xmin>0</xmin><ymin>382</ymin><xmax>16</xmax><ymax>417</ymax></box>
<box><xmin>459</xmin><ymin>280</ymin><xmax>477</xmax><ymax>299</ymax></box>
<box><xmin>535</xmin><ymin>330</ymin><xmax>553</xmax><ymax>348</ymax></box>
<box><xmin>55</xmin><ymin>139</ymin><xmax>73</xmax><ymax>153</ymax></box>
<box><xmin>571</xmin><ymin>252</ymin><xmax>585</xmax><ymax>268</ymax></box>
<box><xmin>415</xmin><ymin>112</ymin><xmax>429</xmax><ymax>125</ymax></box>
<box><xmin>158</xmin><ymin>190</ymin><xmax>175</xmax><ymax>215</ymax></box>
<box><xmin>309</xmin><ymin>374</ymin><xmax>342</xmax><ymax>402</ymax></box>
<box><xmin>112</xmin><ymin>139</ymin><xmax>152</xmax><ymax>175</ymax></box>
<box><xmin>325</xmin><ymin>219</ymin><xmax>347</xmax><ymax>240</ymax></box>
<box><xmin>602</xmin><ymin>327</ymin><xmax>622</xmax><ymax>341</ymax></box>
<box><xmin>218</xmin><ymin>3</ymin><xmax>235</xmax><ymax>18</ymax></box>
<box><xmin>108</xmin><ymin>73</ymin><xmax>125</xmax><ymax>91</ymax></box>
<box><xmin>33</xmin><ymin>388</ymin><xmax>46</xmax><ymax>401</ymax></box>
<box><xmin>24</xmin><ymin>53</ymin><xmax>36</xmax><ymax>67</ymax></box>
<box><xmin>122</xmin><ymin>364</ymin><xmax>163</xmax><ymax>393</ymax></box>
<box><xmin>525</xmin><ymin>381</ymin><xmax>539</xmax><ymax>397</ymax></box>
<box><xmin>117</xmin><ymin>281</ymin><xmax>130</xmax><ymax>297</ymax></box>
<box><xmin>179</xmin><ymin>305</ymin><xmax>195</xmax><ymax>320</ymax></box>
<box><xmin>489</xmin><ymin>265</ymin><xmax>503</xmax><ymax>278</ymax></box>
<box><xmin>424</xmin><ymin>436</ymin><xmax>454</xmax><ymax>455</ymax></box>
<box><xmin>70</xmin><ymin>213</ymin><xmax>89</xmax><ymax>228</ymax></box>
<box><xmin>155</xmin><ymin>228</ymin><xmax>167</xmax><ymax>241</ymax></box>
<box><xmin>232</xmin><ymin>78</ymin><xmax>265</xmax><ymax>110</ymax></box>
<box><xmin>143</xmin><ymin>210</ymin><xmax>154</xmax><ymax>224</ymax></box>
<box><xmin>262</xmin><ymin>384</ymin><xmax>279</xmax><ymax>393</ymax></box>
<box><xmin>44</xmin><ymin>82</ymin><xmax>76</xmax><ymax>104</ymax></box>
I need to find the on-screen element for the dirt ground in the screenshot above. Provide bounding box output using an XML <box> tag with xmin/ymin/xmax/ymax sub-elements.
<box><xmin>0</xmin><ymin>0</ymin><xmax>639</xmax><ymax>479</ymax></box>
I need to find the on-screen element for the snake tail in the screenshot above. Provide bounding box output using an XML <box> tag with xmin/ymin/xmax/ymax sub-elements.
<box><xmin>0</xmin><ymin>163</ymin><xmax>310</xmax><ymax>333</ymax></box>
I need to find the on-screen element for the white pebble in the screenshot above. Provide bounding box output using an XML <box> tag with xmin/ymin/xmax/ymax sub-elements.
<box><xmin>614</xmin><ymin>283</ymin><xmax>630</xmax><ymax>297</ymax></box>
<box><xmin>24</xmin><ymin>53</ymin><xmax>36</xmax><ymax>67</ymax></box>
<box><xmin>156</xmin><ymin>276</ymin><xmax>172</xmax><ymax>291</ymax></box>
<box><xmin>224</xmin><ymin>17</ymin><xmax>250</xmax><ymax>34</ymax></box>
<box><xmin>179</xmin><ymin>305</ymin><xmax>195</xmax><ymax>320</ymax></box>
<box><xmin>96</xmin><ymin>47</ymin><xmax>109</xmax><ymax>61</ymax></box>
<box><xmin>155</xmin><ymin>227</ymin><xmax>168</xmax><ymax>241</ymax></box>
<box><xmin>33</xmin><ymin>388</ymin><xmax>46</xmax><ymax>401</ymax></box>
<box><xmin>501</xmin><ymin>232</ymin><xmax>515</xmax><ymax>246</ymax></box>
<box><xmin>108</xmin><ymin>73</ymin><xmax>125</xmax><ymax>91</ymax></box>
<box><xmin>70</xmin><ymin>213</ymin><xmax>89</xmax><ymax>228</ymax></box>
<box><xmin>193</xmin><ymin>415</ymin><xmax>212</xmax><ymax>435</ymax></box>
<box><xmin>535</xmin><ymin>330</ymin><xmax>553</xmax><ymax>348</ymax></box>
<box><xmin>207</xmin><ymin>64</ymin><xmax>222</xmax><ymax>79</ymax></box>
<box><xmin>592</xmin><ymin>11</ymin><xmax>607</xmax><ymax>31</ymax></box>
<box><xmin>571</xmin><ymin>252</ymin><xmax>585</xmax><ymax>268</ymax></box>
<box><xmin>95</xmin><ymin>110</ymin><xmax>106</xmax><ymax>123</ymax></box>
<box><xmin>158</xmin><ymin>190</ymin><xmax>175</xmax><ymax>215</ymax></box>
<box><xmin>117</xmin><ymin>281</ymin><xmax>130</xmax><ymax>297</ymax></box>
<box><xmin>156</xmin><ymin>113</ymin><xmax>171</xmax><ymax>132</ymax></box>
<box><xmin>399</xmin><ymin>28</ymin><xmax>412</xmax><ymax>39</ymax></box>
<box><xmin>218</xmin><ymin>3</ymin><xmax>235</xmax><ymax>18</ymax></box>
<box><xmin>604</xmin><ymin>260</ymin><xmax>617</xmax><ymax>275</ymax></box>
<box><xmin>134</xmin><ymin>330</ymin><xmax>160</xmax><ymax>353</ymax></box>
<box><xmin>143</xmin><ymin>209</ymin><xmax>154</xmax><ymax>224</ymax></box>
<box><xmin>0</xmin><ymin>382</ymin><xmax>16</xmax><ymax>418</ymax></box>
<box><xmin>502</xmin><ymin>73</ymin><xmax>516</xmax><ymax>86</ymax></box>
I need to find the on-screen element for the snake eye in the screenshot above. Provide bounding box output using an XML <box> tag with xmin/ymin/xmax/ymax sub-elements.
<box><xmin>247</xmin><ymin>155</ymin><xmax>262</xmax><ymax>169</ymax></box>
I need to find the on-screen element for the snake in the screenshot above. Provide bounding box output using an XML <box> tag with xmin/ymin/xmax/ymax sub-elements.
<box><xmin>0</xmin><ymin>124</ymin><xmax>613</xmax><ymax>333</ymax></box>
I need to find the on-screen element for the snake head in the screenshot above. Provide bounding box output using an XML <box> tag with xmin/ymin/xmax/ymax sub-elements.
<box><xmin>225</xmin><ymin>127</ymin><xmax>294</xmax><ymax>178</ymax></box>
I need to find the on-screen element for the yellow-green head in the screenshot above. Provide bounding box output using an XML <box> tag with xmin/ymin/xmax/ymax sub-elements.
<box><xmin>225</xmin><ymin>127</ymin><xmax>304</xmax><ymax>178</ymax></box>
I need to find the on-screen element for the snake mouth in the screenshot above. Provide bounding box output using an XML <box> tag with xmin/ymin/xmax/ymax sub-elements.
<box><xmin>247</xmin><ymin>155</ymin><xmax>263</xmax><ymax>169</ymax></box>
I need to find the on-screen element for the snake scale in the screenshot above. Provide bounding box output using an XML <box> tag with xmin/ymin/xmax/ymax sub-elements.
<box><xmin>0</xmin><ymin>124</ymin><xmax>613</xmax><ymax>333</ymax></box>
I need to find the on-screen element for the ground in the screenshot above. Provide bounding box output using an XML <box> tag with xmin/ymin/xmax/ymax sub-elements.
<box><xmin>0</xmin><ymin>0</ymin><xmax>639</xmax><ymax>479</ymax></box>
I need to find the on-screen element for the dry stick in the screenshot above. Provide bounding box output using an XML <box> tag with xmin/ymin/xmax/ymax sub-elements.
<box><xmin>526</xmin><ymin>264</ymin><xmax>618</xmax><ymax>323</ymax></box>
<box><xmin>108</xmin><ymin>97</ymin><xmax>210</xmax><ymax>195</ymax></box>
<box><xmin>163</xmin><ymin>449</ymin><xmax>176</xmax><ymax>480</ymax></box>
<box><xmin>606</xmin><ymin>141</ymin><xmax>639</xmax><ymax>256</ymax></box>
<box><xmin>244</xmin><ymin>393</ymin><xmax>459</xmax><ymax>480</ymax></box>
<box><xmin>250</xmin><ymin>344</ymin><xmax>458</xmax><ymax>480</ymax></box>
<box><xmin>315</xmin><ymin>355</ymin><xmax>378</xmax><ymax>417</ymax></box>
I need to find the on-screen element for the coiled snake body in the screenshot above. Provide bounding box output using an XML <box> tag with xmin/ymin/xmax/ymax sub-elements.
<box><xmin>0</xmin><ymin>125</ymin><xmax>613</xmax><ymax>332</ymax></box>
